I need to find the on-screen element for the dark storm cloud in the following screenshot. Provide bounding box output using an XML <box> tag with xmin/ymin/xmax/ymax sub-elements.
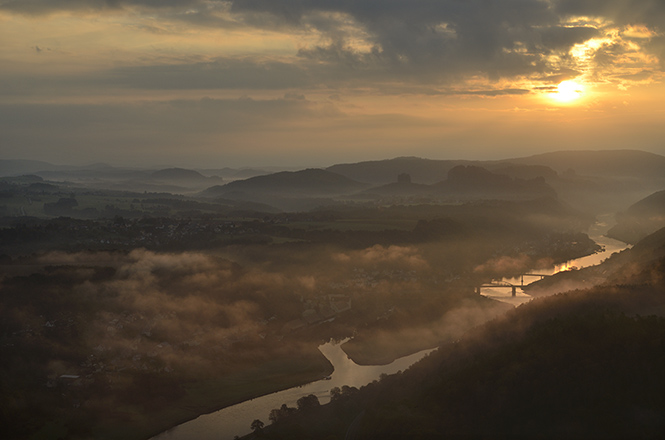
<box><xmin>232</xmin><ymin>0</ymin><xmax>560</xmax><ymax>80</ymax></box>
<box><xmin>552</xmin><ymin>0</ymin><xmax>665</xmax><ymax>28</ymax></box>
<box><xmin>228</xmin><ymin>0</ymin><xmax>661</xmax><ymax>83</ymax></box>
<box><xmin>228</xmin><ymin>2</ymin><xmax>587</xmax><ymax>79</ymax></box>
<box><xmin>538</xmin><ymin>26</ymin><xmax>600</xmax><ymax>50</ymax></box>
<box><xmin>2</xmin><ymin>1</ymin><xmax>662</xmax><ymax>86</ymax></box>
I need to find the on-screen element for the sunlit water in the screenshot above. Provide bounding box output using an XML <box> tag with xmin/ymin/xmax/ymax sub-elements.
<box><xmin>152</xmin><ymin>341</ymin><xmax>433</xmax><ymax>440</ymax></box>
<box><xmin>482</xmin><ymin>214</ymin><xmax>630</xmax><ymax>305</ymax></box>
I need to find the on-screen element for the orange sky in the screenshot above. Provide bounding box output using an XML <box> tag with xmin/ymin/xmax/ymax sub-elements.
<box><xmin>1</xmin><ymin>1</ymin><xmax>664</xmax><ymax>167</ymax></box>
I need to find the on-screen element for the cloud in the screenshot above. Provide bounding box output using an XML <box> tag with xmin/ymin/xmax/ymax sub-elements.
<box><xmin>3</xmin><ymin>1</ymin><xmax>662</xmax><ymax>90</ymax></box>
<box><xmin>1</xmin><ymin>0</ymin><xmax>664</xmax><ymax>165</ymax></box>
<box><xmin>552</xmin><ymin>0</ymin><xmax>665</xmax><ymax>28</ymax></box>
<box><xmin>34</xmin><ymin>249</ymin><xmax>311</xmax><ymax>373</ymax></box>
<box><xmin>474</xmin><ymin>254</ymin><xmax>534</xmax><ymax>276</ymax></box>
<box><xmin>450</xmin><ymin>88</ymin><xmax>531</xmax><ymax>96</ymax></box>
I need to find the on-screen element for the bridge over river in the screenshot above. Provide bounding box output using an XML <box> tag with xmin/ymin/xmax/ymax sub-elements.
<box><xmin>475</xmin><ymin>273</ymin><xmax>551</xmax><ymax>297</ymax></box>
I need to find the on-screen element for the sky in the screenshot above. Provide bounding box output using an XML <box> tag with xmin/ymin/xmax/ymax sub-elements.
<box><xmin>1</xmin><ymin>0</ymin><xmax>664</xmax><ymax>168</ymax></box>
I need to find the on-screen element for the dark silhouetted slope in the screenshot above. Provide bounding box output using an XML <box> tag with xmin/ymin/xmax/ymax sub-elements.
<box><xmin>327</xmin><ymin>157</ymin><xmax>477</xmax><ymax>185</ymax></box>
<box><xmin>433</xmin><ymin>165</ymin><xmax>557</xmax><ymax>200</ymax></box>
<box><xmin>201</xmin><ymin>168</ymin><xmax>368</xmax><ymax>198</ymax></box>
<box><xmin>358</xmin><ymin>166</ymin><xmax>557</xmax><ymax>200</ymax></box>
<box><xmin>608</xmin><ymin>190</ymin><xmax>665</xmax><ymax>244</ymax></box>
<box><xmin>621</xmin><ymin>189</ymin><xmax>665</xmax><ymax>217</ymax></box>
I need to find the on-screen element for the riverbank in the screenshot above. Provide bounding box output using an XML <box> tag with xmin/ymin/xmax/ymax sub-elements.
<box><xmin>150</xmin><ymin>341</ymin><xmax>437</xmax><ymax>440</ymax></box>
<box><xmin>341</xmin><ymin>335</ymin><xmax>439</xmax><ymax>366</ymax></box>
<box><xmin>92</xmin><ymin>348</ymin><xmax>333</xmax><ymax>440</ymax></box>
<box><xmin>340</xmin><ymin>295</ymin><xmax>513</xmax><ymax>366</ymax></box>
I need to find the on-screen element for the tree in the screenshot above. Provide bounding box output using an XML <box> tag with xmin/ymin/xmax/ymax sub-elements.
<box><xmin>268</xmin><ymin>404</ymin><xmax>296</xmax><ymax>424</ymax></box>
<box><xmin>330</xmin><ymin>386</ymin><xmax>342</xmax><ymax>401</ymax></box>
<box><xmin>296</xmin><ymin>394</ymin><xmax>320</xmax><ymax>410</ymax></box>
<box><xmin>268</xmin><ymin>409</ymin><xmax>281</xmax><ymax>424</ymax></box>
<box><xmin>250</xmin><ymin>419</ymin><xmax>264</xmax><ymax>432</ymax></box>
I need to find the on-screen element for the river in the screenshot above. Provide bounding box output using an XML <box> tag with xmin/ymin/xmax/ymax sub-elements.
<box><xmin>151</xmin><ymin>342</ymin><xmax>434</xmax><ymax>440</ymax></box>
<box><xmin>153</xmin><ymin>215</ymin><xmax>629</xmax><ymax>439</ymax></box>
<box><xmin>481</xmin><ymin>214</ymin><xmax>630</xmax><ymax>306</ymax></box>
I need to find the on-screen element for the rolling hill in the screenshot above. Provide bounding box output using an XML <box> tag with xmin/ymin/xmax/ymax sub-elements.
<box><xmin>327</xmin><ymin>150</ymin><xmax>665</xmax><ymax>186</ymax></box>
<box><xmin>200</xmin><ymin>168</ymin><xmax>368</xmax><ymax>198</ymax></box>
<box><xmin>607</xmin><ymin>189</ymin><xmax>665</xmax><ymax>244</ymax></box>
<box><xmin>327</xmin><ymin>157</ymin><xmax>479</xmax><ymax>185</ymax></box>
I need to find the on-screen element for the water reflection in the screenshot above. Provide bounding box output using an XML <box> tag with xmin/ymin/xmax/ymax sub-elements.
<box><xmin>152</xmin><ymin>341</ymin><xmax>433</xmax><ymax>440</ymax></box>
<box><xmin>482</xmin><ymin>216</ymin><xmax>630</xmax><ymax>305</ymax></box>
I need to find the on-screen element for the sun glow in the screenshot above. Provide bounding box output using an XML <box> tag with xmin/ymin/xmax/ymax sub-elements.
<box><xmin>553</xmin><ymin>80</ymin><xmax>584</xmax><ymax>103</ymax></box>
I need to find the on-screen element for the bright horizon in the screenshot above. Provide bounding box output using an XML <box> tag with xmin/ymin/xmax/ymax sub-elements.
<box><xmin>1</xmin><ymin>1</ymin><xmax>664</xmax><ymax>168</ymax></box>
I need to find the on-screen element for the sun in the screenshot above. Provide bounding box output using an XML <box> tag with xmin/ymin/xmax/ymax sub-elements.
<box><xmin>552</xmin><ymin>80</ymin><xmax>584</xmax><ymax>103</ymax></box>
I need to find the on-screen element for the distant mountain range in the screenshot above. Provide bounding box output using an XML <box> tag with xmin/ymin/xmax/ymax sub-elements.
<box><xmin>3</xmin><ymin>150</ymin><xmax>663</xmax><ymax>183</ymax></box>
<box><xmin>327</xmin><ymin>150</ymin><xmax>665</xmax><ymax>185</ymax></box>
<box><xmin>3</xmin><ymin>150</ymin><xmax>664</xmax><ymax>212</ymax></box>
<box><xmin>197</xmin><ymin>164</ymin><xmax>559</xmax><ymax>205</ymax></box>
